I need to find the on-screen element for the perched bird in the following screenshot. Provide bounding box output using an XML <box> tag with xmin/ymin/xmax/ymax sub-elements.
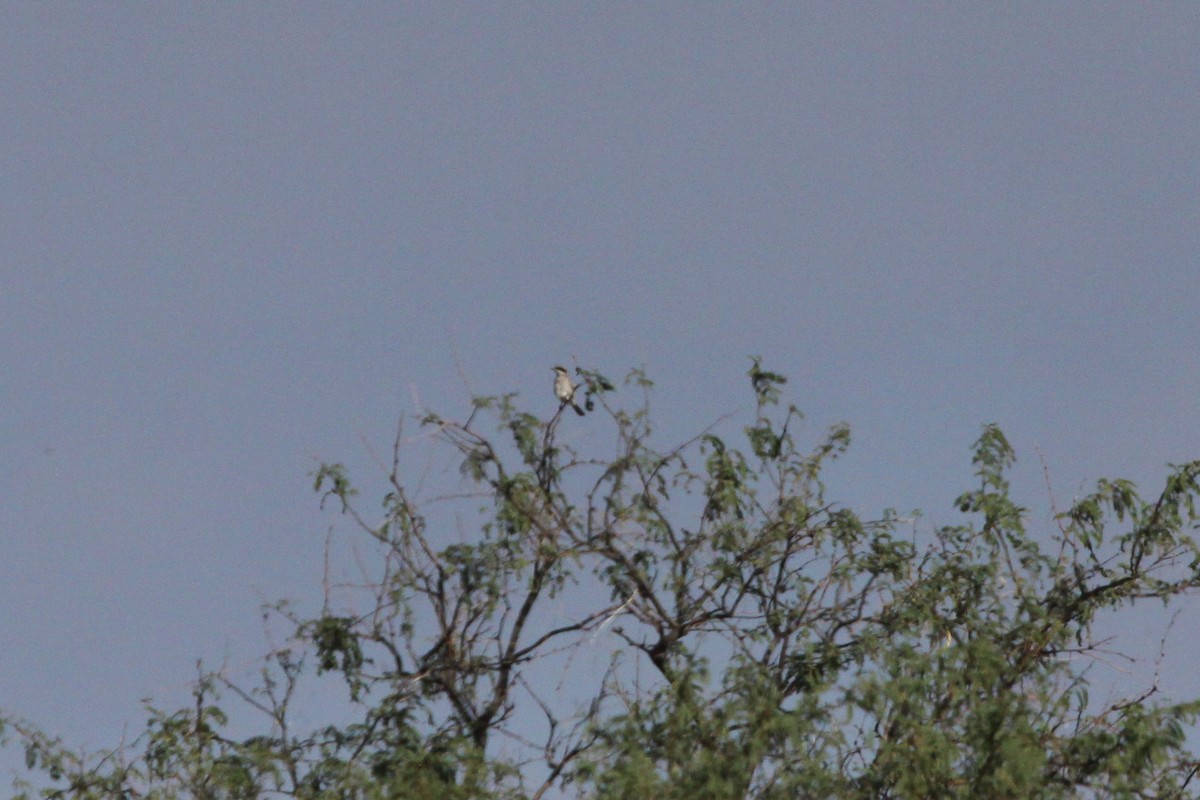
<box><xmin>553</xmin><ymin>365</ymin><xmax>585</xmax><ymax>416</ymax></box>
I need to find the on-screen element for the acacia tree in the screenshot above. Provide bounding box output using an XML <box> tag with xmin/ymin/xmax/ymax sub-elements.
<box><xmin>6</xmin><ymin>361</ymin><xmax>1200</xmax><ymax>799</ymax></box>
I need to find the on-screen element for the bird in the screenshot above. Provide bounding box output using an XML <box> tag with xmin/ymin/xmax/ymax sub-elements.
<box><xmin>553</xmin><ymin>366</ymin><xmax>586</xmax><ymax>416</ymax></box>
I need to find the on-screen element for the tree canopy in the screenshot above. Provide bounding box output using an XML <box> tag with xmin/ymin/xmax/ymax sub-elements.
<box><xmin>6</xmin><ymin>361</ymin><xmax>1200</xmax><ymax>799</ymax></box>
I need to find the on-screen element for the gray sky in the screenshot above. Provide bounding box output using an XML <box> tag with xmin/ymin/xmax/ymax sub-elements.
<box><xmin>4</xmin><ymin>2</ymin><xmax>1200</xmax><ymax>773</ymax></box>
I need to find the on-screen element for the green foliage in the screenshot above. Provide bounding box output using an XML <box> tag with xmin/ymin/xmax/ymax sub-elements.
<box><xmin>6</xmin><ymin>362</ymin><xmax>1200</xmax><ymax>799</ymax></box>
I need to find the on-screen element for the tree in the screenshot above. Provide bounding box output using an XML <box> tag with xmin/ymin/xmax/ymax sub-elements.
<box><xmin>6</xmin><ymin>360</ymin><xmax>1200</xmax><ymax>799</ymax></box>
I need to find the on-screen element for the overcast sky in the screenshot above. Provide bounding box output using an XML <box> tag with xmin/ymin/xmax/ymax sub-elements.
<box><xmin>3</xmin><ymin>2</ymin><xmax>1199</xmax><ymax>777</ymax></box>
